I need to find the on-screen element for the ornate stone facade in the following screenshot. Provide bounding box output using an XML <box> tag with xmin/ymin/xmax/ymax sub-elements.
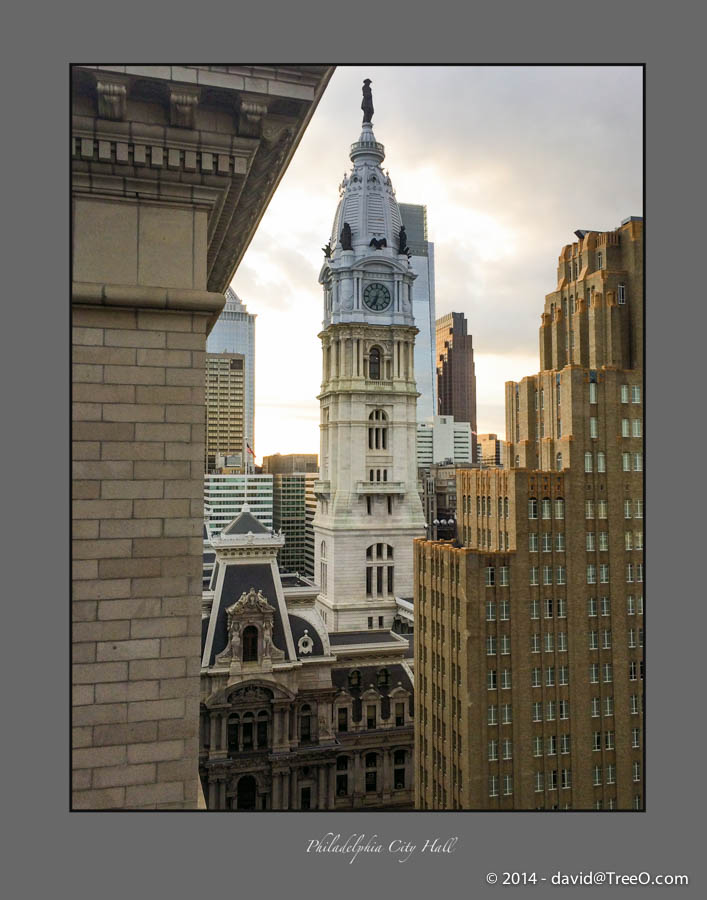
<box><xmin>200</xmin><ymin>506</ymin><xmax>414</xmax><ymax>810</ymax></box>
<box><xmin>313</xmin><ymin>86</ymin><xmax>425</xmax><ymax>633</ymax></box>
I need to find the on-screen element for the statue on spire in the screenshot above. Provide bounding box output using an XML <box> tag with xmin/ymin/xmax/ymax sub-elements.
<box><xmin>361</xmin><ymin>78</ymin><xmax>374</xmax><ymax>124</ymax></box>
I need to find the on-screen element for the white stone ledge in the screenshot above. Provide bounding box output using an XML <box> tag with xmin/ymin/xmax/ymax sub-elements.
<box><xmin>72</xmin><ymin>281</ymin><xmax>226</xmax><ymax>314</ymax></box>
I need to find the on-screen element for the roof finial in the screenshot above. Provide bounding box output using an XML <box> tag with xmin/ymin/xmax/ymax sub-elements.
<box><xmin>361</xmin><ymin>78</ymin><xmax>374</xmax><ymax>124</ymax></box>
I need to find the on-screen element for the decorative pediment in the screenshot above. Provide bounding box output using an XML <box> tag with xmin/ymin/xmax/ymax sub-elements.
<box><xmin>228</xmin><ymin>587</ymin><xmax>276</xmax><ymax>616</ymax></box>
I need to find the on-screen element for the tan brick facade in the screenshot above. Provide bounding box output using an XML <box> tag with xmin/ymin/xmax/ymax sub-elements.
<box><xmin>415</xmin><ymin>219</ymin><xmax>643</xmax><ymax>811</ymax></box>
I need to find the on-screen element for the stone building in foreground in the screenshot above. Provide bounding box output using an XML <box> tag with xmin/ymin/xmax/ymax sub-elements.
<box><xmin>72</xmin><ymin>64</ymin><xmax>333</xmax><ymax>809</ymax></box>
<box><xmin>200</xmin><ymin>506</ymin><xmax>414</xmax><ymax>809</ymax></box>
<box><xmin>415</xmin><ymin>217</ymin><xmax>643</xmax><ymax>810</ymax></box>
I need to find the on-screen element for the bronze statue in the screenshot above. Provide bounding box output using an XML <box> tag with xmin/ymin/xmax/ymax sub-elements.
<box><xmin>369</xmin><ymin>237</ymin><xmax>387</xmax><ymax>250</ymax></box>
<box><xmin>398</xmin><ymin>226</ymin><xmax>409</xmax><ymax>255</ymax></box>
<box><xmin>322</xmin><ymin>241</ymin><xmax>332</xmax><ymax>259</ymax></box>
<box><xmin>340</xmin><ymin>222</ymin><xmax>353</xmax><ymax>250</ymax></box>
<box><xmin>361</xmin><ymin>78</ymin><xmax>374</xmax><ymax>124</ymax></box>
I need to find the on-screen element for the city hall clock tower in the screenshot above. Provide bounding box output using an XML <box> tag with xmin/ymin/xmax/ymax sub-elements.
<box><xmin>313</xmin><ymin>82</ymin><xmax>425</xmax><ymax>631</ymax></box>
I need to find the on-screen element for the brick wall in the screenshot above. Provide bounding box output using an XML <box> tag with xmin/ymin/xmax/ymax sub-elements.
<box><xmin>72</xmin><ymin>305</ymin><xmax>208</xmax><ymax>809</ymax></box>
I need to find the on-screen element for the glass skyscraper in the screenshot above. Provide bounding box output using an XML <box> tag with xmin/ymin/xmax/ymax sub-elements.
<box><xmin>398</xmin><ymin>203</ymin><xmax>437</xmax><ymax>421</ymax></box>
<box><xmin>207</xmin><ymin>287</ymin><xmax>256</xmax><ymax>456</ymax></box>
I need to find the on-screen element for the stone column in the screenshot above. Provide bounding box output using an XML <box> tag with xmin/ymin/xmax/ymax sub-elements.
<box><xmin>218</xmin><ymin>781</ymin><xmax>226</xmax><ymax>810</ymax></box>
<box><xmin>327</xmin><ymin>763</ymin><xmax>336</xmax><ymax>808</ymax></box>
<box><xmin>208</xmin><ymin>779</ymin><xmax>218</xmax><ymax>810</ymax></box>
<box><xmin>318</xmin><ymin>765</ymin><xmax>327</xmax><ymax>810</ymax></box>
<box><xmin>290</xmin><ymin>768</ymin><xmax>299</xmax><ymax>810</ymax></box>
<box><xmin>281</xmin><ymin>772</ymin><xmax>290</xmax><ymax>811</ymax></box>
<box><xmin>221</xmin><ymin>713</ymin><xmax>229</xmax><ymax>753</ymax></box>
<box><xmin>272</xmin><ymin>772</ymin><xmax>281</xmax><ymax>810</ymax></box>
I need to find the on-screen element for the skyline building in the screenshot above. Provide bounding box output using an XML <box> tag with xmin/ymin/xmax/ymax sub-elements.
<box><xmin>263</xmin><ymin>453</ymin><xmax>319</xmax><ymax>474</ymax></box>
<box><xmin>416</xmin><ymin>415</ymin><xmax>474</xmax><ymax>468</ymax></box>
<box><xmin>436</xmin><ymin>311</ymin><xmax>478</xmax><ymax>462</ymax></box>
<box><xmin>399</xmin><ymin>203</ymin><xmax>437</xmax><ymax>422</ymax></box>
<box><xmin>205</xmin><ymin>353</ymin><xmax>246</xmax><ymax>473</ymax></box>
<box><xmin>272</xmin><ymin>472</ymin><xmax>318</xmax><ymax>575</ymax></box>
<box><xmin>313</xmin><ymin>86</ymin><xmax>426</xmax><ymax>632</ymax></box>
<box><xmin>478</xmin><ymin>433</ymin><xmax>503</xmax><ymax>467</ymax></box>
<box><xmin>415</xmin><ymin>217</ymin><xmax>644</xmax><ymax>810</ymax></box>
<box><xmin>204</xmin><ymin>472</ymin><xmax>273</xmax><ymax>537</ymax></box>
<box><xmin>207</xmin><ymin>287</ymin><xmax>256</xmax><ymax>458</ymax></box>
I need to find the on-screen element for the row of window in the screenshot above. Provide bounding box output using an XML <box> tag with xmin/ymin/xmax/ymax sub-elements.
<box><xmin>529</xmin><ymin>532</ymin><xmax>565</xmax><ymax>552</ymax></box>
<box><xmin>529</xmin><ymin>566</ymin><xmax>567</xmax><ymax>585</ymax></box>
<box><xmin>531</xmin><ymin>632</ymin><xmax>569</xmax><ymax>652</ymax></box>
<box><xmin>531</xmin><ymin>665</ymin><xmax>569</xmax><ymax>687</ymax></box>
<box><xmin>487</xmin><ymin>669</ymin><xmax>512</xmax><ymax>690</ymax></box>
<box><xmin>471</xmin><ymin>496</ymin><xmax>510</xmax><ymax>518</ymax></box>
<box><xmin>531</xmin><ymin>700</ymin><xmax>570</xmax><ymax>721</ymax></box>
<box><xmin>530</xmin><ymin>597</ymin><xmax>567</xmax><ymax>618</ymax></box>
<box><xmin>528</xmin><ymin>498</ymin><xmax>565</xmax><ymax>519</ymax></box>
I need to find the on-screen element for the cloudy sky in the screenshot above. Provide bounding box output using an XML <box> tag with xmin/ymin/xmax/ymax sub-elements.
<box><xmin>230</xmin><ymin>65</ymin><xmax>643</xmax><ymax>462</ymax></box>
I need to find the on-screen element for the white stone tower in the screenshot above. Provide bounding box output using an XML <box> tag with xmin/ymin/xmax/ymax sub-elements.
<box><xmin>313</xmin><ymin>81</ymin><xmax>425</xmax><ymax>631</ymax></box>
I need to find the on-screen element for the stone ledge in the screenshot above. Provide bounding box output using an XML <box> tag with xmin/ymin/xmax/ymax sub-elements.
<box><xmin>72</xmin><ymin>282</ymin><xmax>225</xmax><ymax>316</ymax></box>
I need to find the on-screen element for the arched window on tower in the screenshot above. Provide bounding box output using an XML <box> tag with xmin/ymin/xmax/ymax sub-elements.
<box><xmin>242</xmin><ymin>625</ymin><xmax>259</xmax><ymax>663</ymax></box>
<box><xmin>368</xmin><ymin>409</ymin><xmax>388</xmax><ymax>451</ymax></box>
<box><xmin>556</xmin><ymin>452</ymin><xmax>563</xmax><ymax>471</ymax></box>
<box><xmin>366</xmin><ymin>543</ymin><xmax>394</xmax><ymax>596</ymax></box>
<box><xmin>369</xmin><ymin>346</ymin><xmax>381</xmax><ymax>380</ymax></box>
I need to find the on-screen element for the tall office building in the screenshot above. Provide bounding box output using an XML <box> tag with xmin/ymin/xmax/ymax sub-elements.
<box><xmin>399</xmin><ymin>203</ymin><xmax>437</xmax><ymax>421</ymax></box>
<box><xmin>204</xmin><ymin>472</ymin><xmax>273</xmax><ymax>537</ymax></box>
<box><xmin>436</xmin><ymin>312</ymin><xmax>478</xmax><ymax>461</ymax></box>
<box><xmin>205</xmin><ymin>353</ymin><xmax>246</xmax><ymax>472</ymax></box>
<box><xmin>313</xmin><ymin>84</ymin><xmax>426</xmax><ymax>632</ymax></box>
<box><xmin>272</xmin><ymin>472</ymin><xmax>318</xmax><ymax>575</ymax></box>
<box><xmin>207</xmin><ymin>287</ymin><xmax>256</xmax><ymax>456</ymax></box>
<box><xmin>416</xmin><ymin>415</ymin><xmax>473</xmax><ymax>468</ymax></box>
<box><xmin>478</xmin><ymin>433</ymin><xmax>503</xmax><ymax>467</ymax></box>
<box><xmin>263</xmin><ymin>453</ymin><xmax>318</xmax><ymax>474</ymax></box>
<box><xmin>415</xmin><ymin>218</ymin><xmax>644</xmax><ymax>810</ymax></box>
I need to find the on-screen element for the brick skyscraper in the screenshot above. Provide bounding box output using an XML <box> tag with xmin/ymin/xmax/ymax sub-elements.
<box><xmin>436</xmin><ymin>312</ymin><xmax>477</xmax><ymax>461</ymax></box>
<box><xmin>415</xmin><ymin>217</ymin><xmax>643</xmax><ymax>810</ymax></box>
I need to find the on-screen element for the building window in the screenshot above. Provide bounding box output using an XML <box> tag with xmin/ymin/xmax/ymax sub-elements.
<box><xmin>486</xmin><ymin>636</ymin><xmax>497</xmax><ymax>656</ymax></box>
<box><xmin>501</xmin><ymin>669</ymin><xmax>511</xmax><ymax>690</ymax></box>
<box><xmin>503</xmin><ymin>774</ymin><xmax>513</xmax><ymax>796</ymax></box>
<box><xmin>632</xmin><ymin>419</ymin><xmax>642</xmax><ymax>437</ymax></box>
<box><xmin>598</xmin><ymin>500</ymin><xmax>608</xmax><ymax>519</ymax></box>
<box><xmin>624</xmin><ymin>499</ymin><xmax>632</xmax><ymax>519</ymax></box>
<box><xmin>585</xmin><ymin>500</ymin><xmax>594</xmax><ymax>519</ymax></box>
<box><xmin>543</xmin><ymin>566</ymin><xmax>552</xmax><ymax>586</ymax></box>
<box><xmin>557</xmin><ymin>566</ymin><xmax>566</xmax><ymax>585</ymax></box>
<box><xmin>591</xmin><ymin>697</ymin><xmax>600</xmax><ymax>717</ymax></box>
<box><xmin>502</xmin><ymin>704</ymin><xmax>512</xmax><ymax>724</ymax></box>
<box><xmin>531</xmin><ymin>667</ymin><xmax>541</xmax><ymax>688</ymax></box>
<box><xmin>530</xmin><ymin>567</ymin><xmax>539</xmax><ymax>586</ymax></box>
<box><xmin>535</xmin><ymin>772</ymin><xmax>544</xmax><ymax>792</ymax></box>
<box><xmin>531</xmin><ymin>633</ymin><xmax>541</xmax><ymax>654</ymax></box>
<box><xmin>489</xmin><ymin>775</ymin><xmax>499</xmax><ymax>797</ymax></box>
<box><xmin>623</xmin><ymin>452</ymin><xmax>631</xmax><ymax>472</ymax></box>
<box><xmin>557</xmin><ymin>632</ymin><xmax>567</xmax><ymax>651</ymax></box>
<box><xmin>597</xmin><ymin>451</ymin><xmax>606</xmax><ymax>473</ymax></box>
<box><xmin>365</xmin><ymin>753</ymin><xmax>378</xmax><ymax>793</ymax></box>
<box><xmin>588</xmin><ymin>596</ymin><xmax>597</xmax><ymax>616</ymax></box>
<box><xmin>368</xmin><ymin>408</ymin><xmax>388</xmax><ymax>450</ymax></box>
<box><xmin>632</xmin><ymin>385</ymin><xmax>641</xmax><ymax>404</ymax></box>
<box><xmin>242</xmin><ymin>625</ymin><xmax>259</xmax><ymax>663</ymax></box>
<box><xmin>584</xmin><ymin>452</ymin><xmax>593</xmax><ymax>473</ymax></box>
<box><xmin>621</xmin><ymin>384</ymin><xmax>630</xmax><ymax>403</ymax></box>
<box><xmin>488</xmin><ymin>705</ymin><xmax>498</xmax><ymax>726</ymax></box>
<box><xmin>590</xmin><ymin>417</ymin><xmax>598</xmax><ymax>439</ymax></box>
<box><xmin>500</xmin><ymin>635</ymin><xmax>511</xmax><ymax>655</ymax></box>
<box><xmin>499</xmin><ymin>566</ymin><xmax>509</xmax><ymax>586</ymax></box>
<box><xmin>589</xmin><ymin>382</ymin><xmax>598</xmax><ymax>404</ymax></box>
<box><xmin>486</xmin><ymin>598</ymin><xmax>496</xmax><ymax>621</ymax></box>
<box><xmin>556</xmin><ymin>533</ymin><xmax>565</xmax><ymax>552</ymax></box>
<box><xmin>502</xmin><ymin>738</ymin><xmax>512</xmax><ymax>760</ymax></box>
<box><xmin>593</xmin><ymin>765</ymin><xmax>602</xmax><ymax>786</ymax></box>
<box><xmin>533</xmin><ymin>736</ymin><xmax>543</xmax><ymax>757</ymax></box>
<box><xmin>618</xmin><ymin>283</ymin><xmax>626</xmax><ymax>305</ymax></box>
<box><xmin>541</xmin><ymin>498</ymin><xmax>552</xmax><ymax>519</ymax></box>
<box><xmin>587</xmin><ymin>565</ymin><xmax>597</xmax><ymax>584</ymax></box>
<box><xmin>487</xmin><ymin>669</ymin><xmax>497</xmax><ymax>691</ymax></box>
<box><xmin>528</xmin><ymin>498</ymin><xmax>538</xmax><ymax>519</ymax></box>
<box><xmin>597</xmin><ymin>251</ymin><xmax>603</xmax><ymax>268</ymax></box>
<box><xmin>499</xmin><ymin>598</ymin><xmax>510</xmax><ymax>620</ymax></box>
<box><xmin>632</xmin><ymin>728</ymin><xmax>640</xmax><ymax>749</ymax></box>
<box><xmin>544</xmin><ymin>597</ymin><xmax>553</xmax><ymax>618</ymax></box>
<box><xmin>530</xmin><ymin>598</ymin><xmax>540</xmax><ymax>620</ymax></box>
<box><xmin>633</xmin><ymin>452</ymin><xmax>643</xmax><ymax>472</ymax></box>
<box><xmin>556</xmin><ymin>452</ymin><xmax>563</xmax><ymax>471</ymax></box>
<box><xmin>604</xmin><ymin>696</ymin><xmax>614</xmax><ymax>716</ymax></box>
<box><xmin>544</xmin><ymin>633</ymin><xmax>554</xmax><ymax>653</ymax></box>
<box><xmin>486</xmin><ymin>566</ymin><xmax>495</xmax><ymax>587</ymax></box>
<box><xmin>561</xmin><ymin>769</ymin><xmax>572</xmax><ymax>790</ymax></box>
<box><xmin>622</xmin><ymin>418</ymin><xmax>630</xmax><ymax>437</ymax></box>
<box><xmin>557</xmin><ymin>597</ymin><xmax>566</xmax><ymax>618</ymax></box>
<box><xmin>542</xmin><ymin>532</ymin><xmax>552</xmax><ymax>553</ymax></box>
<box><xmin>586</xmin><ymin>532</ymin><xmax>595</xmax><ymax>552</ymax></box>
<box><xmin>488</xmin><ymin>739</ymin><xmax>498</xmax><ymax>761</ymax></box>
<box><xmin>559</xmin><ymin>665</ymin><xmax>569</xmax><ymax>685</ymax></box>
<box><xmin>633</xmin><ymin>761</ymin><xmax>641</xmax><ymax>783</ymax></box>
<box><xmin>546</xmin><ymin>701</ymin><xmax>556</xmax><ymax>722</ymax></box>
<box><xmin>369</xmin><ymin>347</ymin><xmax>381</xmax><ymax>381</ymax></box>
<box><xmin>589</xmin><ymin>663</ymin><xmax>599</xmax><ymax>683</ymax></box>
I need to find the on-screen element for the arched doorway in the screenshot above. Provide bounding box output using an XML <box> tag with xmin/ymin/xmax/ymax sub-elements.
<box><xmin>236</xmin><ymin>775</ymin><xmax>257</xmax><ymax>810</ymax></box>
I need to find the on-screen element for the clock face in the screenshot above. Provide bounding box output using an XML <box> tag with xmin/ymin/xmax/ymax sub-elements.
<box><xmin>363</xmin><ymin>282</ymin><xmax>392</xmax><ymax>311</ymax></box>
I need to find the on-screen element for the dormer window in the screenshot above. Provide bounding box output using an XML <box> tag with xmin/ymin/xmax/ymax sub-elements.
<box><xmin>242</xmin><ymin>625</ymin><xmax>258</xmax><ymax>662</ymax></box>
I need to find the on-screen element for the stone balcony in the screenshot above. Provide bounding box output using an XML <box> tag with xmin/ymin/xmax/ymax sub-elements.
<box><xmin>355</xmin><ymin>481</ymin><xmax>405</xmax><ymax>494</ymax></box>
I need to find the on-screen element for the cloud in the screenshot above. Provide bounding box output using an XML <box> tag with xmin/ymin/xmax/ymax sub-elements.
<box><xmin>231</xmin><ymin>65</ymin><xmax>642</xmax><ymax>459</ymax></box>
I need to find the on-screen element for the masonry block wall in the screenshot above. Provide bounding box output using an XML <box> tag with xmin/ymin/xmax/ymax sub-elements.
<box><xmin>72</xmin><ymin>307</ymin><xmax>208</xmax><ymax>809</ymax></box>
<box><xmin>71</xmin><ymin>64</ymin><xmax>334</xmax><ymax>808</ymax></box>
